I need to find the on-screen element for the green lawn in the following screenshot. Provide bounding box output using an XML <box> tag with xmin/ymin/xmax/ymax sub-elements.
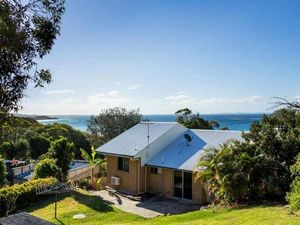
<box><xmin>25</xmin><ymin>189</ymin><xmax>300</xmax><ymax>225</ymax></box>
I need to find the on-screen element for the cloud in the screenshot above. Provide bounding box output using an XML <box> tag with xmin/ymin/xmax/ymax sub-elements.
<box><xmin>86</xmin><ymin>90</ymin><xmax>130</xmax><ymax>104</ymax></box>
<box><xmin>165</xmin><ymin>94</ymin><xmax>194</xmax><ymax>102</ymax></box>
<box><xmin>43</xmin><ymin>89</ymin><xmax>75</xmax><ymax>95</ymax></box>
<box><xmin>128</xmin><ymin>84</ymin><xmax>142</xmax><ymax>90</ymax></box>
<box><xmin>114</xmin><ymin>81</ymin><xmax>121</xmax><ymax>86</ymax></box>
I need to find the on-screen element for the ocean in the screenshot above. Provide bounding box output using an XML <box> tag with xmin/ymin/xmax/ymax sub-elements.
<box><xmin>38</xmin><ymin>114</ymin><xmax>264</xmax><ymax>131</ymax></box>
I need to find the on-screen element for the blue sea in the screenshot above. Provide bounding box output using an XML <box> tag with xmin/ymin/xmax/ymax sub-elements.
<box><xmin>38</xmin><ymin>114</ymin><xmax>264</xmax><ymax>131</ymax></box>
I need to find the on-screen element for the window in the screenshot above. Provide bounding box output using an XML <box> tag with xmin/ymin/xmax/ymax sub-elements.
<box><xmin>150</xmin><ymin>167</ymin><xmax>162</xmax><ymax>175</ymax></box>
<box><xmin>118</xmin><ymin>157</ymin><xmax>129</xmax><ymax>172</ymax></box>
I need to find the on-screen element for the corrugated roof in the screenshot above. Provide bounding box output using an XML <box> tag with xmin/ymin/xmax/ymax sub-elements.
<box><xmin>96</xmin><ymin>122</ymin><xmax>180</xmax><ymax>157</ymax></box>
<box><xmin>146</xmin><ymin>129</ymin><xmax>243</xmax><ymax>171</ymax></box>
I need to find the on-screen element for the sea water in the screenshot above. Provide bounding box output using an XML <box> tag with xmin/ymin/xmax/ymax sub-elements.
<box><xmin>39</xmin><ymin>114</ymin><xmax>264</xmax><ymax>131</ymax></box>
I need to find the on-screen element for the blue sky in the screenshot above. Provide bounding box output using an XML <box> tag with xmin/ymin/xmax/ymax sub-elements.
<box><xmin>21</xmin><ymin>0</ymin><xmax>300</xmax><ymax>115</ymax></box>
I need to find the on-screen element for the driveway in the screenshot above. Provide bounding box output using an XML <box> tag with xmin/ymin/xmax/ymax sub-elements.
<box><xmin>91</xmin><ymin>190</ymin><xmax>201</xmax><ymax>218</ymax></box>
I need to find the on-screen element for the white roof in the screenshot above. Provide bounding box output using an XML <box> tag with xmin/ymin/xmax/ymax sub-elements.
<box><xmin>96</xmin><ymin>122</ymin><xmax>183</xmax><ymax>157</ymax></box>
<box><xmin>146</xmin><ymin>129</ymin><xmax>243</xmax><ymax>171</ymax></box>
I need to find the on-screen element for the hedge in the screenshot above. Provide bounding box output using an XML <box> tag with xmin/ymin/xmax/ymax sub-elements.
<box><xmin>0</xmin><ymin>177</ymin><xmax>57</xmax><ymax>216</ymax></box>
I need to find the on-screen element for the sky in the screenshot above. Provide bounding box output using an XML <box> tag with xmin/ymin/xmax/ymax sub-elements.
<box><xmin>20</xmin><ymin>0</ymin><xmax>300</xmax><ymax>115</ymax></box>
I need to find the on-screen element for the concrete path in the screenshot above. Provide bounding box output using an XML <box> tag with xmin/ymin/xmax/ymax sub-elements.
<box><xmin>91</xmin><ymin>190</ymin><xmax>200</xmax><ymax>218</ymax></box>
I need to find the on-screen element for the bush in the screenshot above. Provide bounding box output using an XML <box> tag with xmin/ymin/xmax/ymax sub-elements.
<box><xmin>0</xmin><ymin>155</ymin><xmax>7</xmax><ymax>187</ymax></box>
<box><xmin>0</xmin><ymin>177</ymin><xmax>57</xmax><ymax>216</ymax></box>
<box><xmin>34</xmin><ymin>158</ymin><xmax>59</xmax><ymax>179</ymax></box>
<box><xmin>287</xmin><ymin>153</ymin><xmax>300</xmax><ymax>212</ymax></box>
<box><xmin>287</xmin><ymin>179</ymin><xmax>300</xmax><ymax>212</ymax></box>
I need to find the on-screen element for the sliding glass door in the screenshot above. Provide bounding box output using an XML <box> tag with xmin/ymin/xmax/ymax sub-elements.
<box><xmin>173</xmin><ymin>170</ymin><xmax>192</xmax><ymax>200</ymax></box>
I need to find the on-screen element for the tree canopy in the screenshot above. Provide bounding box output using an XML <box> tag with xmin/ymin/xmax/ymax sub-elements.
<box><xmin>0</xmin><ymin>0</ymin><xmax>65</xmax><ymax>113</ymax></box>
<box><xmin>175</xmin><ymin>108</ymin><xmax>220</xmax><ymax>129</ymax></box>
<box><xmin>0</xmin><ymin>116</ymin><xmax>90</xmax><ymax>160</ymax></box>
<box><xmin>87</xmin><ymin>107</ymin><xmax>142</xmax><ymax>147</ymax></box>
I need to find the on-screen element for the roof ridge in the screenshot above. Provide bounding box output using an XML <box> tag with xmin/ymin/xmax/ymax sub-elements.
<box><xmin>191</xmin><ymin>129</ymin><xmax>243</xmax><ymax>133</ymax></box>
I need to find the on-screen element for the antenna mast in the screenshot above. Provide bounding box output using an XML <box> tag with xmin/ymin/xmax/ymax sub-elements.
<box><xmin>146</xmin><ymin>122</ymin><xmax>150</xmax><ymax>158</ymax></box>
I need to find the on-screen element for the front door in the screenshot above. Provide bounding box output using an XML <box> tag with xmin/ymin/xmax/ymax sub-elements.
<box><xmin>173</xmin><ymin>170</ymin><xmax>192</xmax><ymax>200</ymax></box>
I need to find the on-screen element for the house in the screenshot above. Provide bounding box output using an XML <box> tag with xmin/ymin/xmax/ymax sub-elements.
<box><xmin>96</xmin><ymin>122</ymin><xmax>243</xmax><ymax>204</ymax></box>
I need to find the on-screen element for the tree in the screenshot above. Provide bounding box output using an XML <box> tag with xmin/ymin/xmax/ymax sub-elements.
<box><xmin>49</xmin><ymin>137</ymin><xmax>74</xmax><ymax>182</ymax></box>
<box><xmin>0</xmin><ymin>0</ymin><xmax>65</xmax><ymax>113</ymax></box>
<box><xmin>196</xmin><ymin>108</ymin><xmax>300</xmax><ymax>203</ymax></box>
<box><xmin>0</xmin><ymin>155</ymin><xmax>7</xmax><ymax>187</ymax></box>
<box><xmin>80</xmin><ymin>146</ymin><xmax>105</xmax><ymax>189</ymax></box>
<box><xmin>29</xmin><ymin>136</ymin><xmax>50</xmax><ymax>159</ymax></box>
<box><xmin>34</xmin><ymin>158</ymin><xmax>59</xmax><ymax>179</ymax></box>
<box><xmin>13</xmin><ymin>138</ymin><xmax>30</xmax><ymax>160</ymax></box>
<box><xmin>40</xmin><ymin>123</ymin><xmax>90</xmax><ymax>158</ymax></box>
<box><xmin>87</xmin><ymin>107</ymin><xmax>142</xmax><ymax>146</ymax></box>
<box><xmin>175</xmin><ymin>108</ymin><xmax>219</xmax><ymax>129</ymax></box>
<box><xmin>0</xmin><ymin>139</ymin><xmax>30</xmax><ymax>160</ymax></box>
<box><xmin>0</xmin><ymin>115</ymin><xmax>91</xmax><ymax>159</ymax></box>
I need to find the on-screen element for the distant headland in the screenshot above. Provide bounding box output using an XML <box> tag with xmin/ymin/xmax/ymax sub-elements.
<box><xmin>15</xmin><ymin>114</ymin><xmax>58</xmax><ymax>120</ymax></box>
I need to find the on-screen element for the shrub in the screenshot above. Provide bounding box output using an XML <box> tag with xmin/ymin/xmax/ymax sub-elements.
<box><xmin>0</xmin><ymin>177</ymin><xmax>57</xmax><ymax>216</ymax></box>
<box><xmin>287</xmin><ymin>153</ymin><xmax>300</xmax><ymax>212</ymax></box>
<box><xmin>34</xmin><ymin>158</ymin><xmax>59</xmax><ymax>179</ymax></box>
<box><xmin>0</xmin><ymin>155</ymin><xmax>7</xmax><ymax>187</ymax></box>
<box><xmin>287</xmin><ymin>179</ymin><xmax>300</xmax><ymax>212</ymax></box>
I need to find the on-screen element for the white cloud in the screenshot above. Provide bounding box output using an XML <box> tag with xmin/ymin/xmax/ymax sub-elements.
<box><xmin>128</xmin><ymin>84</ymin><xmax>142</xmax><ymax>90</ymax></box>
<box><xmin>114</xmin><ymin>81</ymin><xmax>121</xmax><ymax>86</ymax></box>
<box><xmin>86</xmin><ymin>90</ymin><xmax>130</xmax><ymax>104</ymax></box>
<box><xmin>43</xmin><ymin>89</ymin><xmax>75</xmax><ymax>95</ymax></box>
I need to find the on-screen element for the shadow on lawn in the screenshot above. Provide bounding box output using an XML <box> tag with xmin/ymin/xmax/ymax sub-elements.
<box><xmin>25</xmin><ymin>190</ymin><xmax>115</xmax><ymax>214</ymax></box>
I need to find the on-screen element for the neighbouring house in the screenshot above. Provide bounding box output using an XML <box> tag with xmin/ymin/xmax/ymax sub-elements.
<box><xmin>96</xmin><ymin>122</ymin><xmax>243</xmax><ymax>204</ymax></box>
<box><xmin>5</xmin><ymin>160</ymin><xmax>98</xmax><ymax>184</ymax></box>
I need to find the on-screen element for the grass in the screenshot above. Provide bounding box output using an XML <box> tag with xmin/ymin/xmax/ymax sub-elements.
<box><xmin>25</xmin><ymin>189</ymin><xmax>300</xmax><ymax>225</ymax></box>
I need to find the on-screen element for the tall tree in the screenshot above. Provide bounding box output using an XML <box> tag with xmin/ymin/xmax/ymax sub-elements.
<box><xmin>0</xmin><ymin>0</ymin><xmax>65</xmax><ymax>113</ymax></box>
<box><xmin>175</xmin><ymin>108</ymin><xmax>219</xmax><ymax>129</ymax></box>
<box><xmin>87</xmin><ymin>107</ymin><xmax>142</xmax><ymax>146</ymax></box>
<box><xmin>49</xmin><ymin>137</ymin><xmax>74</xmax><ymax>182</ymax></box>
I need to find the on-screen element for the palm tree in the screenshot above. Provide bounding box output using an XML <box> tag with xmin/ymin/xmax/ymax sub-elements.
<box><xmin>80</xmin><ymin>146</ymin><xmax>105</xmax><ymax>189</ymax></box>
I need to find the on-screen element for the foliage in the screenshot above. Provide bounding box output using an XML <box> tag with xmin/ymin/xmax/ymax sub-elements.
<box><xmin>40</xmin><ymin>123</ymin><xmax>90</xmax><ymax>158</ymax></box>
<box><xmin>196</xmin><ymin>108</ymin><xmax>300</xmax><ymax>203</ymax></box>
<box><xmin>80</xmin><ymin>146</ymin><xmax>105</xmax><ymax>189</ymax></box>
<box><xmin>87</xmin><ymin>107</ymin><xmax>142</xmax><ymax>147</ymax></box>
<box><xmin>34</xmin><ymin>158</ymin><xmax>59</xmax><ymax>179</ymax></box>
<box><xmin>0</xmin><ymin>116</ymin><xmax>90</xmax><ymax>159</ymax></box>
<box><xmin>29</xmin><ymin>135</ymin><xmax>51</xmax><ymax>159</ymax></box>
<box><xmin>287</xmin><ymin>153</ymin><xmax>300</xmax><ymax>212</ymax></box>
<box><xmin>0</xmin><ymin>0</ymin><xmax>65</xmax><ymax>112</ymax></box>
<box><xmin>0</xmin><ymin>155</ymin><xmax>7</xmax><ymax>187</ymax></box>
<box><xmin>49</xmin><ymin>137</ymin><xmax>74</xmax><ymax>181</ymax></box>
<box><xmin>0</xmin><ymin>177</ymin><xmax>56</xmax><ymax>216</ymax></box>
<box><xmin>175</xmin><ymin>108</ymin><xmax>219</xmax><ymax>129</ymax></box>
<box><xmin>0</xmin><ymin>139</ymin><xmax>30</xmax><ymax>160</ymax></box>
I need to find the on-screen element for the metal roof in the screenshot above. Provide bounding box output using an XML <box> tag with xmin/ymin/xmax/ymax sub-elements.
<box><xmin>146</xmin><ymin>129</ymin><xmax>243</xmax><ymax>171</ymax></box>
<box><xmin>96</xmin><ymin>122</ymin><xmax>181</xmax><ymax>157</ymax></box>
